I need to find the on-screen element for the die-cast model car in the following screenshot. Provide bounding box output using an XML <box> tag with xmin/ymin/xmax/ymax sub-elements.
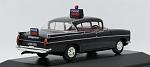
<box><xmin>17</xmin><ymin>5</ymin><xmax>130</xmax><ymax>61</ymax></box>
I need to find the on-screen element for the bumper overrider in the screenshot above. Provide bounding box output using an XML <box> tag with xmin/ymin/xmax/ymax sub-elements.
<box><xmin>17</xmin><ymin>46</ymin><xmax>52</xmax><ymax>53</ymax></box>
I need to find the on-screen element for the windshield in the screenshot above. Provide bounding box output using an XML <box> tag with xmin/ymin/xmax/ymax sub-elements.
<box><xmin>48</xmin><ymin>22</ymin><xmax>76</xmax><ymax>31</ymax></box>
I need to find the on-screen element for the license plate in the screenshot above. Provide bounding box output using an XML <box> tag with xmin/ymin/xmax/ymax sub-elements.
<box><xmin>28</xmin><ymin>46</ymin><xmax>34</xmax><ymax>48</ymax></box>
<box><xmin>27</xmin><ymin>43</ymin><xmax>37</xmax><ymax>46</ymax></box>
<box><xmin>28</xmin><ymin>36</ymin><xmax>39</xmax><ymax>39</ymax></box>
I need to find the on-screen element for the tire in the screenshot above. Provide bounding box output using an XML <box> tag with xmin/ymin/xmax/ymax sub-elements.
<box><xmin>63</xmin><ymin>45</ymin><xmax>77</xmax><ymax>62</ymax></box>
<box><xmin>112</xmin><ymin>40</ymin><xmax>124</xmax><ymax>54</ymax></box>
<box><xmin>37</xmin><ymin>53</ymin><xmax>48</xmax><ymax>58</ymax></box>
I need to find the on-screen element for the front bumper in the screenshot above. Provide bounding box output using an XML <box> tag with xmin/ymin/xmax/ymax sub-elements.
<box><xmin>17</xmin><ymin>46</ymin><xmax>52</xmax><ymax>53</ymax></box>
<box><xmin>126</xmin><ymin>41</ymin><xmax>131</xmax><ymax>44</ymax></box>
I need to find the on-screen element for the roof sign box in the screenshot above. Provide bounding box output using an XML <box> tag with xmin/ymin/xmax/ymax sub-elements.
<box><xmin>30</xmin><ymin>28</ymin><xmax>39</xmax><ymax>36</ymax></box>
<box><xmin>70</xmin><ymin>5</ymin><xmax>84</xmax><ymax>19</ymax></box>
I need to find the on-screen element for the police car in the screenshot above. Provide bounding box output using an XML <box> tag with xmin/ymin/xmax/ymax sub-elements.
<box><xmin>17</xmin><ymin>5</ymin><xmax>130</xmax><ymax>61</ymax></box>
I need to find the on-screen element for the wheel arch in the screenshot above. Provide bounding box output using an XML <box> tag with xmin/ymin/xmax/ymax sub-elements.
<box><xmin>120</xmin><ymin>38</ymin><xmax>127</xmax><ymax>46</ymax></box>
<box><xmin>70</xmin><ymin>43</ymin><xmax>81</xmax><ymax>53</ymax></box>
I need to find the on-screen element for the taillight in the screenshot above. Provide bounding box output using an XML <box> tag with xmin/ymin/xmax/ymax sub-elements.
<box><xmin>43</xmin><ymin>38</ymin><xmax>48</xmax><ymax>46</ymax></box>
<box><xmin>17</xmin><ymin>35</ymin><xmax>23</xmax><ymax>45</ymax></box>
<box><xmin>16</xmin><ymin>35</ymin><xmax>20</xmax><ymax>44</ymax></box>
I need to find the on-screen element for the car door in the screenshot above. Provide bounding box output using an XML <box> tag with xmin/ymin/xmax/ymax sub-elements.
<box><xmin>96</xmin><ymin>30</ymin><xmax>113</xmax><ymax>48</ymax></box>
<box><xmin>92</xmin><ymin>21</ymin><xmax>114</xmax><ymax>49</ymax></box>
<box><xmin>76</xmin><ymin>20</ymin><xmax>97</xmax><ymax>51</ymax></box>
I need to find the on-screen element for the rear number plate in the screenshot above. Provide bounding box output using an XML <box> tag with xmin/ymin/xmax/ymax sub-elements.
<box><xmin>27</xmin><ymin>43</ymin><xmax>37</xmax><ymax>46</ymax></box>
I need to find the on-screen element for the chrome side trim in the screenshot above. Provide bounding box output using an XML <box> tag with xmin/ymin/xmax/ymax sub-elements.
<box><xmin>17</xmin><ymin>46</ymin><xmax>51</xmax><ymax>53</ymax></box>
<box><xmin>48</xmin><ymin>35</ymin><xmax>130</xmax><ymax>44</ymax></box>
<box><xmin>22</xmin><ymin>40</ymin><xmax>41</xmax><ymax>43</ymax></box>
<box><xmin>48</xmin><ymin>32</ymin><xmax>98</xmax><ymax>38</ymax></box>
<box><xmin>49</xmin><ymin>33</ymin><xmax>81</xmax><ymax>38</ymax></box>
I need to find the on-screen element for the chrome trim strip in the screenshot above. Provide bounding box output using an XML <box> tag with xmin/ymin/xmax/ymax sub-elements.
<box><xmin>49</xmin><ymin>33</ymin><xmax>81</xmax><ymax>38</ymax></box>
<box><xmin>48</xmin><ymin>35</ymin><xmax>130</xmax><ymax>44</ymax></box>
<box><xmin>22</xmin><ymin>40</ymin><xmax>41</xmax><ymax>43</ymax></box>
<box><xmin>17</xmin><ymin>46</ymin><xmax>51</xmax><ymax>53</ymax></box>
<box><xmin>48</xmin><ymin>32</ymin><xmax>103</xmax><ymax>38</ymax></box>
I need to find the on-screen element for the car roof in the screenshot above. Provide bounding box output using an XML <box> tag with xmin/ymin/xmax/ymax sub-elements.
<box><xmin>48</xmin><ymin>17</ymin><xmax>103</xmax><ymax>25</ymax></box>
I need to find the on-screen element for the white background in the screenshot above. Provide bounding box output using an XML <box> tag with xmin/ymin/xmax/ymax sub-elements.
<box><xmin>0</xmin><ymin>0</ymin><xmax>150</xmax><ymax>63</ymax></box>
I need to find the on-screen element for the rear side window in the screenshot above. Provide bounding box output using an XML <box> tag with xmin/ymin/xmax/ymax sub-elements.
<box><xmin>91</xmin><ymin>21</ymin><xmax>103</xmax><ymax>32</ymax></box>
<box><xmin>82</xmin><ymin>22</ymin><xmax>91</xmax><ymax>28</ymax></box>
<box><xmin>91</xmin><ymin>22</ymin><xmax>102</xmax><ymax>28</ymax></box>
<box><xmin>76</xmin><ymin>22</ymin><xmax>92</xmax><ymax>32</ymax></box>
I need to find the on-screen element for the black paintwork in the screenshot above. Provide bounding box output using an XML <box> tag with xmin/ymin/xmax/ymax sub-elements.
<box><xmin>17</xmin><ymin>17</ymin><xmax>130</xmax><ymax>55</ymax></box>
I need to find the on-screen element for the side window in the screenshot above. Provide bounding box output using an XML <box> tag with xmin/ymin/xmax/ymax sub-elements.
<box><xmin>92</xmin><ymin>22</ymin><xmax>99</xmax><ymax>26</ymax></box>
<box><xmin>82</xmin><ymin>22</ymin><xmax>91</xmax><ymax>28</ymax></box>
<box><xmin>55</xmin><ymin>22</ymin><xmax>64</xmax><ymax>30</ymax></box>
<box><xmin>50</xmin><ymin>22</ymin><xmax>74</xmax><ymax>31</ymax></box>
<box><xmin>65</xmin><ymin>22</ymin><xmax>70</xmax><ymax>30</ymax></box>
<box><xmin>76</xmin><ymin>22</ymin><xmax>92</xmax><ymax>32</ymax></box>
<box><xmin>76</xmin><ymin>23</ymin><xmax>83</xmax><ymax>31</ymax></box>
<box><xmin>64</xmin><ymin>22</ymin><xmax>75</xmax><ymax>31</ymax></box>
<box><xmin>91</xmin><ymin>22</ymin><xmax>103</xmax><ymax>32</ymax></box>
<box><xmin>76</xmin><ymin>23</ymin><xmax>82</xmax><ymax>28</ymax></box>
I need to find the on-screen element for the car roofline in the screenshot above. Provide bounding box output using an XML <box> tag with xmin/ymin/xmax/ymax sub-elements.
<box><xmin>48</xmin><ymin>16</ymin><xmax>103</xmax><ymax>28</ymax></box>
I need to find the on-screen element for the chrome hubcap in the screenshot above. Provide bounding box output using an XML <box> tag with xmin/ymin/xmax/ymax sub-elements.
<box><xmin>117</xmin><ymin>41</ymin><xmax>123</xmax><ymax>50</ymax></box>
<box><xmin>68</xmin><ymin>47</ymin><xmax>76</xmax><ymax>57</ymax></box>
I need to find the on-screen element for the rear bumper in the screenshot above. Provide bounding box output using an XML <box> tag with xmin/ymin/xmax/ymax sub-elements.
<box><xmin>17</xmin><ymin>46</ymin><xmax>52</xmax><ymax>53</ymax></box>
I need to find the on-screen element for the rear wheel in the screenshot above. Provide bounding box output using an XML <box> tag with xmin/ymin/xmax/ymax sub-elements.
<box><xmin>37</xmin><ymin>53</ymin><xmax>48</xmax><ymax>58</ymax></box>
<box><xmin>112</xmin><ymin>40</ymin><xmax>124</xmax><ymax>54</ymax></box>
<box><xmin>63</xmin><ymin>45</ymin><xmax>77</xmax><ymax>62</ymax></box>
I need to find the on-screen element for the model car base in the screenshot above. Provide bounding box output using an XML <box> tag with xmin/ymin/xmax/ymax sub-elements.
<box><xmin>1</xmin><ymin>50</ymin><xmax>150</xmax><ymax>67</ymax></box>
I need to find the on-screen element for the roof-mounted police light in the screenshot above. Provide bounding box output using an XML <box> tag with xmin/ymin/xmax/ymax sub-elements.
<box><xmin>70</xmin><ymin>5</ymin><xmax>84</xmax><ymax>19</ymax></box>
<box><xmin>75</xmin><ymin>5</ymin><xmax>79</xmax><ymax>9</ymax></box>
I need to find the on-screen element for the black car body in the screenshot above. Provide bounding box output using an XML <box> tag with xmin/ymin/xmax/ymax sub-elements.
<box><xmin>17</xmin><ymin>6</ymin><xmax>130</xmax><ymax>61</ymax></box>
<box><xmin>17</xmin><ymin>17</ymin><xmax>130</xmax><ymax>61</ymax></box>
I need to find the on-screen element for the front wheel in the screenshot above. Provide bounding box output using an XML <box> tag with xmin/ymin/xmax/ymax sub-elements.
<box><xmin>112</xmin><ymin>40</ymin><xmax>124</xmax><ymax>54</ymax></box>
<box><xmin>37</xmin><ymin>53</ymin><xmax>48</xmax><ymax>58</ymax></box>
<box><xmin>63</xmin><ymin>45</ymin><xmax>77</xmax><ymax>62</ymax></box>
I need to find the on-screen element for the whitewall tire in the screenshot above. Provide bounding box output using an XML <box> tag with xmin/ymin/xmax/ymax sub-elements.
<box><xmin>112</xmin><ymin>40</ymin><xmax>124</xmax><ymax>54</ymax></box>
<box><xmin>63</xmin><ymin>45</ymin><xmax>77</xmax><ymax>62</ymax></box>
